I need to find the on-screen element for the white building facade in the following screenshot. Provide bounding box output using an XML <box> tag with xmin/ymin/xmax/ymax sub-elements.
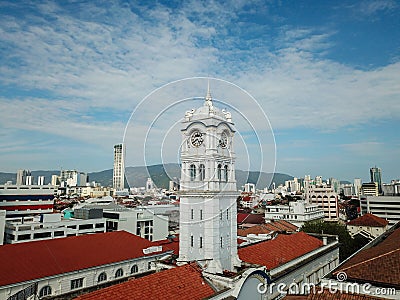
<box><xmin>360</xmin><ymin>195</ymin><xmax>400</xmax><ymax>226</ymax></box>
<box><xmin>305</xmin><ymin>184</ymin><xmax>339</xmax><ymax>221</ymax></box>
<box><xmin>4</xmin><ymin>213</ymin><xmax>106</xmax><ymax>244</ymax></box>
<box><xmin>103</xmin><ymin>207</ymin><xmax>169</xmax><ymax>242</ymax></box>
<box><xmin>177</xmin><ymin>86</ymin><xmax>241</xmax><ymax>274</ymax></box>
<box><xmin>264</xmin><ymin>200</ymin><xmax>325</xmax><ymax>227</ymax></box>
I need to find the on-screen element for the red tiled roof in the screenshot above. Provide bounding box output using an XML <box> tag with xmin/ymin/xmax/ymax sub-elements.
<box><xmin>267</xmin><ymin>220</ymin><xmax>299</xmax><ymax>232</ymax></box>
<box><xmin>237</xmin><ymin>213</ymin><xmax>249</xmax><ymax>224</ymax></box>
<box><xmin>75</xmin><ymin>263</ymin><xmax>216</xmax><ymax>300</ymax></box>
<box><xmin>347</xmin><ymin>213</ymin><xmax>389</xmax><ymax>227</ymax></box>
<box><xmin>334</xmin><ymin>226</ymin><xmax>400</xmax><ymax>287</ymax></box>
<box><xmin>243</xmin><ymin>213</ymin><xmax>265</xmax><ymax>224</ymax></box>
<box><xmin>238</xmin><ymin>224</ymin><xmax>273</xmax><ymax>236</ymax></box>
<box><xmin>238</xmin><ymin>232</ymin><xmax>323</xmax><ymax>270</ymax></box>
<box><xmin>238</xmin><ymin>220</ymin><xmax>298</xmax><ymax>237</ymax></box>
<box><xmin>0</xmin><ymin>231</ymin><xmax>167</xmax><ymax>287</ymax></box>
<box><xmin>152</xmin><ymin>236</ymin><xmax>179</xmax><ymax>255</ymax></box>
<box><xmin>237</xmin><ymin>238</ymin><xmax>246</xmax><ymax>245</ymax></box>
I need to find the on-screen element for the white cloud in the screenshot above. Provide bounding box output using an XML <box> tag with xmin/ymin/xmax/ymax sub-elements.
<box><xmin>0</xmin><ymin>1</ymin><xmax>399</xmax><ymax>173</ymax></box>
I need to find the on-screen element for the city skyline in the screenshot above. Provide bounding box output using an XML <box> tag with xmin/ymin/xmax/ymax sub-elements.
<box><xmin>0</xmin><ymin>1</ymin><xmax>399</xmax><ymax>182</ymax></box>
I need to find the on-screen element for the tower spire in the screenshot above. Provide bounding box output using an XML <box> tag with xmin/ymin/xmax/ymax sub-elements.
<box><xmin>205</xmin><ymin>78</ymin><xmax>213</xmax><ymax>107</ymax></box>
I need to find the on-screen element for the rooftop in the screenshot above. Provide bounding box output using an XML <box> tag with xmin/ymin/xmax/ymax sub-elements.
<box><xmin>333</xmin><ymin>224</ymin><xmax>400</xmax><ymax>288</ymax></box>
<box><xmin>237</xmin><ymin>220</ymin><xmax>298</xmax><ymax>236</ymax></box>
<box><xmin>0</xmin><ymin>231</ymin><xmax>167</xmax><ymax>287</ymax></box>
<box><xmin>75</xmin><ymin>263</ymin><xmax>216</xmax><ymax>300</ymax></box>
<box><xmin>238</xmin><ymin>232</ymin><xmax>323</xmax><ymax>270</ymax></box>
<box><xmin>237</xmin><ymin>213</ymin><xmax>264</xmax><ymax>225</ymax></box>
<box><xmin>347</xmin><ymin>213</ymin><xmax>389</xmax><ymax>227</ymax></box>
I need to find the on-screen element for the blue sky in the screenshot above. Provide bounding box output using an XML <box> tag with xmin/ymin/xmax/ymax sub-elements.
<box><xmin>0</xmin><ymin>0</ymin><xmax>399</xmax><ymax>183</ymax></box>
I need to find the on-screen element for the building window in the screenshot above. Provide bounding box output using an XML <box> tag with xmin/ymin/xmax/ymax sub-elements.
<box><xmin>131</xmin><ymin>265</ymin><xmax>138</xmax><ymax>274</ymax></box>
<box><xmin>200</xmin><ymin>209</ymin><xmax>203</xmax><ymax>220</ymax></box>
<box><xmin>115</xmin><ymin>268</ymin><xmax>123</xmax><ymax>278</ymax></box>
<box><xmin>148</xmin><ymin>262</ymin><xmax>152</xmax><ymax>270</ymax></box>
<box><xmin>71</xmin><ymin>278</ymin><xmax>84</xmax><ymax>290</ymax></box>
<box><xmin>220</xmin><ymin>236</ymin><xmax>223</xmax><ymax>248</ymax></box>
<box><xmin>220</xmin><ymin>209</ymin><xmax>222</xmax><ymax>220</ymax></box>
<box><xmin>190</xmin><ymin>164</ymin><xmax>196</xmax><ymax>181</ymax></box>
<box><xmin>199</xmin><ymin>236</ymin><xmax>203</xmax><ymax>248</ymax></box>
<box><xmin>226</xmin><ymin>208</ymin><xmax>229</xmax><ymax>220</ymax></box>
<box><xmin>191</xmin><ymin>235</ymin><xmax>194</xmax><ymax>247</ymax></box>
<box><xmin>224</xmin><ymin>165</ymin><xmax>228</xmax><ymax>182</ymax></box>
<box><xmin>98</xmin><ymin>272</ymin><xmax>107</xmax><ymax>283</ymax></box>
<box><xmin>39</xmin><ymin>286</ymin><xmax>52</xmax><ymax>298</ymax></box>
<box><xmin>191</xmin><ymin>209</ymin><xmax>194</xmax><ymax>220</ymax></box>
<box><xmin>217</xmin><ymin>164</ymin><xmax>222</xmax><ymax>181</ymax></box>
<box><xmin>199</xmin><ymin>164</ymin><xmax>205</xmax><ymax>181</ymax></box>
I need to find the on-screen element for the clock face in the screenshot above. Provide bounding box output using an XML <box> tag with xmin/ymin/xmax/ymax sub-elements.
<box><xmin>190</xmin><ymin>130</ymin><xmax>204</xmax><ymax>147</ymax></box>
<box><xmin>219</xmin><ymin>132</ymin><xmax>228</xmax><ymax>148</ymax></box>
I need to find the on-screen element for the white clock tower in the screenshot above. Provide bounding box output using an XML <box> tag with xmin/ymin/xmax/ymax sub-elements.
<box><xmin>177</xmin><ymin>84</ymin><xmax>241</xmax><ymax>274</ymax></box>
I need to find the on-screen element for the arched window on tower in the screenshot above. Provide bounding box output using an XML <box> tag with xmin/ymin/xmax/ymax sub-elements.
<box><xmin>224</xmin><ymin>165</ymin><xmax>228</xmax><ymax>182</ymax></box>
<box><xmin>217</xmin><ymin>164</ymin><xmax>222</xmax><ymax>181</ymax></box>
<box><xmin>190</xmin><ymin>164</ymin><xmax>196</xmax><ymax>181</ymax></box>
<box><xmin>199</xmin><ymin>164</ymin><xmax>205</xmax><ymax>181</ymax></box>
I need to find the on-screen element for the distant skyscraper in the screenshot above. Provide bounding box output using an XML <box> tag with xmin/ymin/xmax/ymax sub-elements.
<box><xmin>37</xmin><ymin>176</ymin><xmax>45</xmax><ymax>185</ymax></box>
<box><xmin>146</xmin><ymin>177</ymin><xmax>154</xmax><ymax>192</ymax></box>
<box><xmin>370</xmin><ymin>167</ymin><xmax>382</xmax><ymax>194</ymax></box>
<box><xmin>16</xmin><ymin>169</ymin><xmax>31</xmax><ymax>185</ymax></box>
<box><xmin>113</xmin><ymin>143</ymin><xmax>125</xmax><ymax>190</ymax></box>
<box><xmin>354</xmin><ymin>178</ymin><xmax>362</xmax><ymax>196</ymax></box>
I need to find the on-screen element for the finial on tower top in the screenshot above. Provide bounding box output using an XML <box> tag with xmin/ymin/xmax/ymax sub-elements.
<box><xmin>205</xmin><ymin>78</ymin><xmax>213</xmax><ymax>107</ymax></box>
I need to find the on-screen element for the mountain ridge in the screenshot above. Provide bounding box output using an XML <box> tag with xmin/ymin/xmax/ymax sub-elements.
<box><xmin>0</xmin><ymin>164</ymin><xmax>293</xmax><ymax>190</ymax></box>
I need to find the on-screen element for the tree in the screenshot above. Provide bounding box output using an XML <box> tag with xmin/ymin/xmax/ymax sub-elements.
<box><xmin>301</xmin><ymin>220</ymin><xmax>367</xmax><ymax>262</ymax></box>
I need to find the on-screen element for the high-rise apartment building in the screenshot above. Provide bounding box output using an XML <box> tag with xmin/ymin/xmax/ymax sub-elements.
<box><xmin>370</xmin><ymin>166</ymin><xmax>382</xmax><ymax>194</ymax></box>
<box><xmin>113</xmin><ymin>143</ymin><xmax>125</xmax><ymax>190</ymax></box>
<box><xmin>354</xmin><ymin>178</ymin><xmax>362</xmax><ymax>196</ymax></box>
<box><xmin>16</xmin><ymin>169</ymin><xmax>31</xmax><ymax>185</ymax></box>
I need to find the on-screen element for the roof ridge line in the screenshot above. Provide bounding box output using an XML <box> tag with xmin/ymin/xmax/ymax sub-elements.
<box><xmin>340</xmin><ymin>248</ymin><xmax>400</xmax><ymax>272</ymax></box>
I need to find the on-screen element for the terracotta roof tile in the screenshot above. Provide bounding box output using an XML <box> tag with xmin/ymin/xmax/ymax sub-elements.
<box><xmin>347</xmin><ymin>214</ymin><xmax>389</xmax><ymax>227</ymax></box>
<box><xmin>0</xmin><ymin>231</ymin><xmax>166</xmax><ymax>287</ymax></box>
<box><xmin>334</xmin><ymin>227</ymin><xmax>400</xmax><ymax>287</ymax></box>
<box><xmin>238</xmin><ymin>232</ymin><xmax>323</xmax><ymax>269</ymax></box>
<box><xmin>75</xmin><ymin>263</ymin><xmax>215</xmax><ymax>300</ymax></box>
<box><xmin>152</xmin><ymin>236</ymin><xmax>179</xmax><ymax>255</ymax></box>
<box><xmin>262</xmin><ymin>220</ymin><xmax>298</xmax><ymax>232</ymax></box>
<box><xmin>243</xmin><ymin>213</ymin><xmax>265</xmax><ymax>224</ymax></box>
<box><xmin>237</xmin><ymin>213</ymin><xmax>249</xmax><ymax>224</ymax></box>
<box><xmin>237</xmin><ymin>224</ymin><xmax>273</xmax><ymax>236</ymax></box>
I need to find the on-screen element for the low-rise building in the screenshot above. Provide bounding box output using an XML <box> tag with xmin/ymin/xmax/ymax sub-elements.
<box><xmin>321</xmin><ymin>222</ymin><xmax>400</xmax><ymax>299</ymax></box>
<box><xmin>305</xmin><ymin>184</ymin><xmax>339</xmax><ymax>221</ymax></box>
<box><xmin>238</xmin><ymin>232</ymin><xmax>340</xmax><ymax>299</ymax></box>
<box><xmin>103</xmin><ymin>207</ymin><xmax>169</xmax><ymax>242</ymax></box>
<box><xmin>237</xmin><ymin>220</ymin><xmax>298</xmax><ymax>244</ymax></box>
<box><xmin>360</xmin><ymin>182</ymin><xmax>379</xmax><ymax>196</ymax></box>
<box><xmin>4</xmin><ymin>212</ymin><xmax>106</xmax><ymax>244</ymax></box>
<box><xmin>75</xmin><ymin>232</ymin><xmax>339</xmax><ymax>300</ymax></box>
<box><xmin>346</xmin><ymin>213</ymin><xmax>389</xmax><ymax>241</ymax></box>
<box><xmin>264</xmin><ymin>200</ymin><xmax>325</xmax><ymax>227</ymax></box>
<box><xmin>0</xmin><ymin>231</ymin><xmax>172</xmax><ymax>300</ymax></box>
<box><xmin>360</xmin><ymin>195</ymin><xmax>400</xmax><ymax>226</ymax></box>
